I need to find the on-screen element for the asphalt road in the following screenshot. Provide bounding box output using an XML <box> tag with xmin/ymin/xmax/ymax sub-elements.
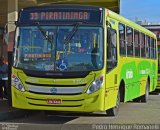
<box><xmin>0</xmin><ymin>93</ymin><xmax>160</xmax><ymax>130</ymax></box>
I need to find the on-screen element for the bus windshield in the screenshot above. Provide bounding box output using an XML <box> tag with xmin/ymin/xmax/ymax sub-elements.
<box><xmin>14</xmin><ymin>25</ymin><xmax>103</xmax><ymax>72</ymax></box>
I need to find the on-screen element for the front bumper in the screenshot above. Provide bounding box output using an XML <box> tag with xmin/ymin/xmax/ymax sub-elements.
<box><xmin>12</xmin><ymin>87</ymin><xmax>105</xmax><ymax>112</ymax></box>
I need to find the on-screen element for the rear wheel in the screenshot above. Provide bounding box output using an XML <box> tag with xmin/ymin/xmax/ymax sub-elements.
<box><xmin>132</xmin><ymin>97</ymin><xmax>141</xmax><ymax>102</ymax></box>
<box><xmin>133</xmin><ymin>81</ymin><xmax>149</xmax><ymax>103</ymax></box>
<box><xmin>140</xmin><ymin>81</ymin><xmax>149</xmax><ymax>103</ymax></box>
<box><xmin>106</xmin><ymin>90</ymin><xmax>120</xmax><ymax>116</ymax></box>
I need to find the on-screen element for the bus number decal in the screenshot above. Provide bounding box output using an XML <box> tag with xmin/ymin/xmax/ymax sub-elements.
<box><xmin>126</xmin><ymin>70</ymin><xmax>133</xmax><ymax>79</ymax></box>
<box><xmin>140</xmin><ymin>68</ymin><xmax>150</xmax><ymax>75</ymax></box>
<box><xmin>30</xmin><ymin>12</ymin><xmax>90</xmax><ymax>21</ymax></box>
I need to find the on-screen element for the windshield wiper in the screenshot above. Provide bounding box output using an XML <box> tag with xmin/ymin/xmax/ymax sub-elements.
<box><xmin>35</xmin><ymin>22</ymin><xmax>53</xmax><ymax>43</ymax></box>
<box><xmin>64</xmin><ymin>22</ymin><xmax>81</xmax><ymax>44</ymax></box>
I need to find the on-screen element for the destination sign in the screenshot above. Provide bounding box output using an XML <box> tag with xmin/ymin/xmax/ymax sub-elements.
<box><xmin>18</xmin><ymin>7</ymin><xmax>102</xmax><ymax>25</ymax></box>
<box><xmin>30</xmin><ymin>12</ymin><xmax>90</xmax><ymax>21</ymax></box>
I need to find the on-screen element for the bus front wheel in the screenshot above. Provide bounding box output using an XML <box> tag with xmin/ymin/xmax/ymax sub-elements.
<box><xmin>106</xmin><ymin>90</ymin><xmax>120</xmax><ymax>116</ymax></box>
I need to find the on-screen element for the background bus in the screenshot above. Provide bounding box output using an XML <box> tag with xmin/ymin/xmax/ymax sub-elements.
<box><xmin>11</xmin><ymin>5</ymin><xmax>157</xmax><ymax>116</ymax></box>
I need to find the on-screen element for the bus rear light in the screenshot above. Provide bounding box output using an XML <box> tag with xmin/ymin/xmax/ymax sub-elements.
<box><xmin>86</xmin><ymin>75</ymin><xmax>104</xmax><ymax>94</ymax></box>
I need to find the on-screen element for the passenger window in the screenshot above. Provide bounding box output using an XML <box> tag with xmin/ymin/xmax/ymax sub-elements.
<box><xmin>154</xmin><ymin>39</ymin><xmax>157</xmax><ymax>59</ymax></box>
<box><xmin>134</xmin><ymin>30</ymin><xmax>140</xmax><ymax>57</ymax></box>
<box><xmin>150</xmin><ymin>38</ymin><xmax>154</xmax><ymax>58</ymax></box>
<box><xmin>126</xmin><ymin>26</ymin><xmax>133</xmax><ymax>56</ymax></box>
<box><xmin>146</xmin><ymin>36</ymin><xmax>150</xmax><ymax>58</ymax></box>
<box><xmin>141</xmin><ymin>33</ymin><xmax>145</xmax><ymax>57</ymax></box>
<box><xmin>119</xmin><ymin>23</ymin><xmax>126</xmax><ymax>56</ymax></box>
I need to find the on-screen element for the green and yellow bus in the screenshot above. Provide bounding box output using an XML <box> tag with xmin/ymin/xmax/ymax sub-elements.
<box><xmin>11</xmin><ymin>5</ymin><xmax>157</xmax><ymax>116</ymax></box>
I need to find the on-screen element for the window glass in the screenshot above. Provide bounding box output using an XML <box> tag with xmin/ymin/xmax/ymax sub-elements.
<box><xmin>154</xmin><ymin>39</ymin><xmax>157</xmax><ymax>59</ymax></box>
<box><xmin>14</xmin><ymin>26</ymin><xmax>103</xmax><ymax>72</ymax></box>
<box><xmin>119</xmin><ymin>23</ymin><xmax>126</xmax><ymax>55</ymax></box>
<box><xmin>145</xmin><ymin>36</ymin><xmax>148</xmax><ymax>58</ymax></box>
<box><xmin>134</xmin><ymin>30</ymin><xmax>140</xmax><ymax>57</ymax></box>
<box><xmin>150</xmin><ymin>38</ymin><xmax>154</xmax><ymax>58</ymax></box>
<box><xmin>141</xmin><ymin>33</ymin><xmax>145</xmax><ymax>57</ymax></box>
<box><xmin>146</xmin><ymin>36</ymin><xmax>150</xmax><ymax>58</ymax></box>
<box><xmin>126</xmin><ymin>26</ymin><xmax>133</xmax><ymax>56</ymax></box>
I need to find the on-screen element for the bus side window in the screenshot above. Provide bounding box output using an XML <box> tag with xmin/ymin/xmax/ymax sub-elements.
<box><xmin>150</xmin><ymin>37</ymin><xmax>154</xmax><ymax>59</ymax></box>
<box><xmin>146</xmin><ymin>36</ymin><xmax>150</xmax><ymax>58</ymax></box>
<box><xmin>107</xmin><ymin>28</ymin><xmax>117</xmax><ymax>72</ymax></box>
<box><xmin>140</xmin><ymin>33</ymin><xmax>145</xmax><ymax>57</ymax></box>
<box><xmin>134</xmin><ymin>30</ymin><xmax>140</xmax><ymax>57</ymax></box>
<box><xmin>119</xmin><ymin>23</ymin><xmax>126</xmax><ymax>56</ymax></box>
<box><xmin>154</xmin><ymin>39</ymin><xmax>156</xmax><ymax>59</ymax></box>
<box><xmin>126</xmin><ymin>26</ymin><xmax>133</xmax><ymax>56</ymax></box>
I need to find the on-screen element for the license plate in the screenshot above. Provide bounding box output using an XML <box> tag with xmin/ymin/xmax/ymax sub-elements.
<box><xmin>47</xmin><ymin>99</ymin><xmax>62</xmax><ymax>104</ymax></box>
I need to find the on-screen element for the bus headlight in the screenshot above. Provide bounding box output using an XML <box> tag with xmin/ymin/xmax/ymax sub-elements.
<box><xmin>12</xmin><ymin>75</ymin><xmax>25</xmax><ymax>92</ymax></box>
<box><xmin>86</xmin><ymin>75</ymin><xmax>104</xmax><ymax>94</ymax></box>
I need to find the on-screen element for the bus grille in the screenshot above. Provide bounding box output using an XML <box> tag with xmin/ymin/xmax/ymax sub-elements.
<box><xmin>25</xmin><ymin>82</ymin><xmax>86</xmax><ymax>95</ymax></box>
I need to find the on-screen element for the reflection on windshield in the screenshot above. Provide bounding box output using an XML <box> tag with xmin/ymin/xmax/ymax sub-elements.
<box><xmin>36</xmin><ymin>22</ymin><xmax>54</xmax><ymax>44</ymax></box>
<box><xmin>64</xmin><ymin>22</ymin><xmax>80</xmax><ymax>44</ymax></box>
<box><xmin>14</xmin><ymin>26</ymin><xmax>103</xmax><ymax>72</ymax></box>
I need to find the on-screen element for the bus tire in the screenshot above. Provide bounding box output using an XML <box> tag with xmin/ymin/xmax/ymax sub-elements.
<box><xmin>140</xmin><ymin>81</ymin><xmax>149</xmax><ymax>103</ymax></box>
<box><xmin>132</xmin><ymin>97</ymin><xmax>141</xmax><ymax>102</ymax></box>
<box><xmin>106</xmin><ymin>90</ymin><xmax>120</xmax><ymax>116</ymax></box>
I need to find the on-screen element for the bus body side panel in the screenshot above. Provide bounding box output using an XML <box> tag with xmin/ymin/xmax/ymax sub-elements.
<box><xmin>157</xmin><ymin>51</ymin><xmax>160</xmax><ymax>90</ymax></box>
<box><xmin>105</xmin><ymin>9</ymin><xmax>157</xmax><ymax>105</ymax></box>
<box><xmin>106</xmin><ymin>9</ymin><xmax>158</xmax><ymax>100</ymax></box>
<box><xmin>105</xmin><ymin>69</ymin><xmax>119</xmax><ymax>110</ymax></box>
<box><xmin>157</xmin><ymin>73</ymin><xmax>160</xmax><ymax>90</ymax></box>
<box><xmin>120</xmin><ymin>59</ymin><xmax>140</xmax><ymax>101</ymax></box>
<box><xmin>120</xmin><ymin>58</ymin><xmax>155</xmax><ymax>102</ymax></box>
<box><xmin>150</xmin><ymin>62</ymin><xmax>157</xmax><ymax>91</ymax></box>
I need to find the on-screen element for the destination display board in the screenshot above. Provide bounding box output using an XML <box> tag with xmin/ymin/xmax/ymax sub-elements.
<box><xmin>18</xmin><ymin>6</ymin><xmax>103</xmax><ymax>25</ymax></box>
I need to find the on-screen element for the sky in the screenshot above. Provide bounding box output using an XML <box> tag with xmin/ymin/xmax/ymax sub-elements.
<box><xmin>120</xmin><ymin>0</ymin><xmax>160</xmax><ymax>23</ymax></box>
